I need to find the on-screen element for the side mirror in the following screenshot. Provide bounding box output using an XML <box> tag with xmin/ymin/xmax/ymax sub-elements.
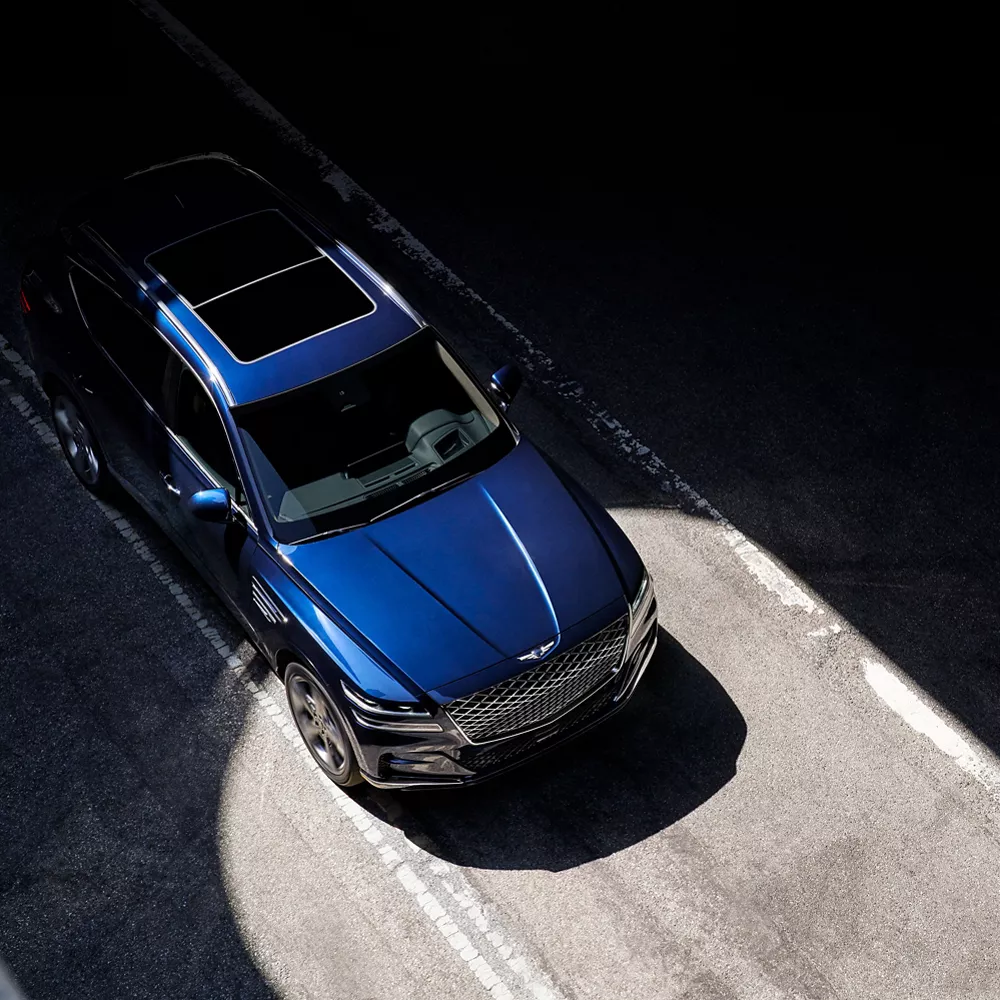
<box><xmin>186</xmin><ymin>487</ymin><xmax>231</xmax><ymax>523</ymax></box>
<box><xmin>489</xmin><ymin>363</ymin><xmax>523</xmax><ymax>412</ymax></box>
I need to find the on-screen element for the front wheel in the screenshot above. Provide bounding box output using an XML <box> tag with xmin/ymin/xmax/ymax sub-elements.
<box><xmin>52</xmin><ymin>393</ymin><xmax>112</xmax><ymax>497</ymax></box>
<box><xmin>285</xmin><ymin>663</ymin><xmax>363</xmax><ymax>787</ymax></box>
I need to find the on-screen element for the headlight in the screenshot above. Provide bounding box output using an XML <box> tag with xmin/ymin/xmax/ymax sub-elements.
<box><xmin>629</xmin><ymin>570</ymin><xmax>655</xmax><ymax>629</ymax></box>
<box><xmin>341</xmin><ymin>682</ymin><xmax>443</xmax><ymax>733</ymax></box>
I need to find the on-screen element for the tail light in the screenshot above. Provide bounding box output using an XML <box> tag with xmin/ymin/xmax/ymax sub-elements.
<box><xmin>21</xmin><ymin>270</ymin><xmax>61</xmax><ymax>314</ymax></box>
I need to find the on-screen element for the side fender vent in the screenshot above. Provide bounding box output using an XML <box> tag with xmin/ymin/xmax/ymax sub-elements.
<box><xmin>251</xmin><ymin>577</ymin><xmax>287</xmax><ymax>625</ymax></box>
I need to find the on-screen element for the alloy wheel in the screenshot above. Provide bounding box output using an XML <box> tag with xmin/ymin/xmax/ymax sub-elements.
<box><xmin>288</xmin><ymin>673</ymin><xmax>349</xmax><ymax>774</ymax></box>
<box><xmin>53</xmin><ymin>396</ymin><xmax>100</xmax><ymax>485</ymax></box>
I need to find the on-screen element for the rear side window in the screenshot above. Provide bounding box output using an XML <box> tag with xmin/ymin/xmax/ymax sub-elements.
<box><xmin>70</xmin><ymin>268</ymin><xmax>170</xmax><ymax>416</ymax></box>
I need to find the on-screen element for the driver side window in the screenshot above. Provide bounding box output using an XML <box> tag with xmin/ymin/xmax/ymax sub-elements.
<box><xmin>172</xmin><ymin>367</ymin><xmax>248</xmax><ymax>510</ymax></box>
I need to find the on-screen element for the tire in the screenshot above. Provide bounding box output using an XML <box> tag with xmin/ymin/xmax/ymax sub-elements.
<box><xmin>51</xmin><ymin>392</ymin><xmax>113</xmax><ymax>497</ymax></box>
<box><xmin>285</xmin><ymin>662</ymin><xmax>363</xmax><ymax>787</ymax></box>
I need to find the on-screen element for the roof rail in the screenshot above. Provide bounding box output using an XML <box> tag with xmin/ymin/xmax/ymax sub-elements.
<box><xmin>123</xmin><ymin>151</ymin><xmax>242</xmax><ymax>180</ymax></box>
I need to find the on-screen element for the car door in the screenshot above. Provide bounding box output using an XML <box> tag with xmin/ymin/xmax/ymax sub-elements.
<box><xmin>159</xmin><ymin>356</ymin><xmax>258</xmax><ymax>630</ymax></box>
<box><xmin>67</xmin><ymin>265</ymin><xmax>173</xmax><ymax>524</ymax></box>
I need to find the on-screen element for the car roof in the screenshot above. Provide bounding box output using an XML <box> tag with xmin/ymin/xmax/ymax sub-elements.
<box><xmin>79</xmin><ymin>155</ymin><xmax>423</xmax><ymax>406</ymax></box>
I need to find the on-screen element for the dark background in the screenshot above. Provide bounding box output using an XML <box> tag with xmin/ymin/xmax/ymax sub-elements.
<box><xmin>4</xmin><ymin>11</ymin><xmax>1000</xmax><ymax>998</ymax></box>
<box><xmin>5</xmin><ymin>8</ymin><xmax>999</xmax><ymax>761</ymax></box>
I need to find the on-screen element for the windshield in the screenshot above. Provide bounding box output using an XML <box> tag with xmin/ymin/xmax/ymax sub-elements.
<box><xmin>234</xmin><ymin>328</ymin><xmax>515</xmax><ymax>543</ymax></box>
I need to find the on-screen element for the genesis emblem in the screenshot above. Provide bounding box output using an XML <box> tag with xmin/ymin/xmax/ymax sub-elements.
<box><xmin>517</xmin><ymin>639</ymin><xmax>556</xmax><ymax>662</ymax></box>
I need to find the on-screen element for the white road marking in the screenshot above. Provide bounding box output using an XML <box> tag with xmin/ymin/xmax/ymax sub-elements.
<box><xmin>0</xmin><ymin>330</ymin><xmax>562</xmax><ymax>1000</ymax></box>
<box><xmin>129</xmin><ymin>0</ymin><xmax>822</xmax><ymax>621</ymax></box>
<box><xmin>862</xmin><ymin>659</ymin><xmax>1000</xmax><ymax>795</ymax></box>
<box><xmin>807</xmin><ymin>624</ymin><xmax>842</xmax><ymax>638</ymax></box>
<box><xmin>0</xmin><ymin>955</ymin><xmax>25</xmax><ymax>1000</ymax></box>
<box><xmin>729</xmin><ymin>540</ymin><xmax>817</xmax><ymax>612</ymax></box>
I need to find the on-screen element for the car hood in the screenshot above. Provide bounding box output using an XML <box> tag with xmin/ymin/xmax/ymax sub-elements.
<box><xmin>279</xmin><ymin>442</ymin><xmax>625</xmax><ymax>693</ymax></box>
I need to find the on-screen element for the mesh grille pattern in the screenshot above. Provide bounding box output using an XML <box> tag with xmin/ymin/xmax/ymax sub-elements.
<box><xmin>460</xmin><ymin>687</ymin><xmax>617</xmax><ymax>771</ymax></box>
<box><xmin>447</xmin><ymin>615</ymin><xmax>629</xmax><ymax>743</ymax></box>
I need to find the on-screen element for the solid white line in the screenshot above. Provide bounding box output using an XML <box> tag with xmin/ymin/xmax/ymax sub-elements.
<box><xmin>129</xmin><ymin>0</ymin><xmax>822</xmax><ymax>622</ymax></box>
<box><xmin>862</xmin><ymin>658</ymin><xmax>1000</xmax><ymax>795</ymax></box>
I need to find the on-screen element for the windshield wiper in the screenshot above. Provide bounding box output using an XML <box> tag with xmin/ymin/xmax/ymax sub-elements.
<box><xmin>295</xmin><ymin>521</ymin><xmax>372</xmax><ymax>544</ymax></box>
<box><xmin>367</xmin><ymin>470</ymin><xmax>477</xmax><ymax>524</ymax></box>
<box><xmin>294</xmin><ymin>471</ymin><xmax>477</xmax><ymax>543</ymax></box>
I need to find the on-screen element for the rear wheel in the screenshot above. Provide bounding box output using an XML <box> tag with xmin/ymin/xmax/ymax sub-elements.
<box><xmin>52</xmin><ymin>393</ymin><xmax>112</xmax><ymax>497</ymax></box>
<box><xmin>285</xmin><ymin>663</ymin><xmax>363</xmax><ymax>787</ymax></box>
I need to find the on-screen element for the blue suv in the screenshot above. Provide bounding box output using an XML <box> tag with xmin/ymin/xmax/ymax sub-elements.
<box><xmin>20</xmin><ymin>154</ymin><xmax>657</xmax><ymax>787</ymax></box>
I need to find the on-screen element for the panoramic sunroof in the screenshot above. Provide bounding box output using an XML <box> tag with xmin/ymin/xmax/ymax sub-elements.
<box><xmin>147</xmin><ymin>210</ymin><xmax>318</xmax><ymax>306</ymax></box>
<box><xmin>147</xmin><ymin>209</ymin><xmax>376</xmax><ymax>362</ymax></box>
<box><xmin>196</xmin><ymin>257</ymin><xmax>375</xmax><ymax>362</ymax></box>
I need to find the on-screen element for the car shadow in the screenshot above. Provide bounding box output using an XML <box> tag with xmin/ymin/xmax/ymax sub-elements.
<box><xmin>370</xmin><ymin>629</ymin><xmax>745</xmax><ymax>872</ymax></box>
<box><xmin>282</xmin><ymin>99</ymin><xmax>1000</xmax><ymax>774</ymax></box>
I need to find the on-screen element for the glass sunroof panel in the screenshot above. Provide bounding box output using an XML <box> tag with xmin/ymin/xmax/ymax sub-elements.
<box><xmin>194</xmin><ymin>256</ymin><xmax>375</xmax><ymax>362</ymax></box>
<box><xmin>147</xmin><ymin>210</ymin><xmax>318</xmax><ymax>306</ymax></box>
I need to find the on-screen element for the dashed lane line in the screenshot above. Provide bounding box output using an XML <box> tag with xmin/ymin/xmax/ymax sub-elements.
<box><xmin>863</xmin><ymin>659</ymin><xmax>1000</xmax><ymax>798</ymax></box>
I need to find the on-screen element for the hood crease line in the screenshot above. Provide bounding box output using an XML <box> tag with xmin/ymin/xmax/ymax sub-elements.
<box><xmin>365</xmin><ymin>534</ymin><xmax>506</xmax><ymax>656</ymax></box>
<box><xmin>481</xmin><ymin>484</ymin><xmax>560</xmax><ymax>638</ymax></box>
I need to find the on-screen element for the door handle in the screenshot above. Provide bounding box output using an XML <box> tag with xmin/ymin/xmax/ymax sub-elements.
<box><xmin>161</xmin><ymin>473</ymin><xmax>181</xmax><ymax>496</ymax></box>
<box><xmin>69</xmin><ymin>371</ymin><xmax>95</xmax><ymax>395</ymax></box>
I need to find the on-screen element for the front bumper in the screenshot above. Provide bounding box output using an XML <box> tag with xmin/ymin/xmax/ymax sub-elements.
<box><xmin>354</xmin><ymin>601</ymin><xmax>658</xmax><ymax>789</ymax></box>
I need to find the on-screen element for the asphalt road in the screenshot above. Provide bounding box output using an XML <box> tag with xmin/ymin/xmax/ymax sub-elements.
<box><xmin>2</xmin><ymin>5</ymin><xmax>999</xmax><ymax>998</ymax></box>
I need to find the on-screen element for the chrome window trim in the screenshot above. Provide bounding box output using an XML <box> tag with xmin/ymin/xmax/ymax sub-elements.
<box><xmin>81</xmin><ymin>225</ymin><xmax>237</xmax><ymax>407</ymax></box>
<box><xmin>67</xmin><ymin>262</ymin><xmax>257</xmax><ymax>534</ymax></box>
<box><xmin>164</xmin><ymin>421</ymin><xmax>256</xmax><ymax>532</ymax></box>
<box><xmin>68</xmin><ymin>262</ymin><xmax>173</xmax><ymax>425</ymax></box>
<box><xmin>141</xmin><ymin>270</ymin><xmax>238</xmax><ymax>408</ymax></box>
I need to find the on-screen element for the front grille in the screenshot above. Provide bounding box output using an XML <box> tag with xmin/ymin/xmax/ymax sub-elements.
<box><xmin>459</xmin><ymin>685</ymin><xmax>617</xmax><ymax>771</ymax></box>
<box><xmin>446</xmin><ymin>614</ymin><xmax>629</xmax><ymax>743</ymax></box>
